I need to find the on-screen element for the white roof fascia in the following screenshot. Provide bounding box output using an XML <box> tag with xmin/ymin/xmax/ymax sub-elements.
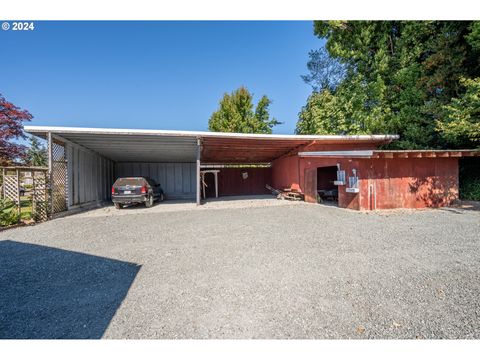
<box><xmin>24</xmin><ymin>126</ymin><xmax>399</xmax><ymax>142</ymax></box>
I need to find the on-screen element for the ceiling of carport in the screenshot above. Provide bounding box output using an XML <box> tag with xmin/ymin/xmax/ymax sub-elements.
<box><xmin>60</xmin><ymin>133</ymin><xmax>198</xmax><ymax>162</ymax></box>
<box><xmin>25</xmin><ymin>129</ymin><xmax>198</xmax><ymax>162</ymax></box>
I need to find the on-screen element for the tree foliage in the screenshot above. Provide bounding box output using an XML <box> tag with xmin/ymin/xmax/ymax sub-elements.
<box><xmin>297</xmin><ymin>21</ymin><xmax>480</xmax><ymax>149</ymax></box>
<box><xmin>209</xmin><ymin>87</ymin><xmax>280</xmax><ymax>134</ymax></box>
<box><xmin>0</xmin><ymin>94</ymin><xmax>32</xmax><ymax>165</ymax></box>
<box><xmin>26</xmin><ymin>136</ymin><xmax>48</xmax><ymax>167</ymax></box>
<box><xmin>437</xmin><ymin>77</ymin><xmax>480</xmax><ymax>147</ymax></box>
<box><xmin>301</xmin><ymin>47</ymin><xmax>346</xmax><ymax>92</ymax></box>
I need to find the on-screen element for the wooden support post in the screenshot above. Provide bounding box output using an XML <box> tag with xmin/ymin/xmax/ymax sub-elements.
<box><xmin>16</xmin><ymin>168</ymin><xmax>21</xmax><ymax>213</ymax></box>
<box><xmin>196</xmin><ymin>138</ymin><xmax>201</xmax><ymax>205</ymax></box>
<box><xmin>32</xmin><ymin>172</ymin><xmax>36</xmax><ymax>219</ymax></box>
<box><xmin>48</xmin><ymin>132</ymin><xmax>53</xmax><ymax>216</ymax></box>
<box><xmin>2</xmin><ymin>168</ymin><xmax>5</xmax><ymax>199</ymax></box>
<box><xmin>214</xmin><ymin>171</ymin><xmax>218</xmax><ymax>198</ymax></box>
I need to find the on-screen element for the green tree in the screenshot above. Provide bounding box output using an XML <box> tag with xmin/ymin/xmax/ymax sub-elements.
<box><xmin>209</xmin><ymin>87</ymin><xmax>280</xmax><ymax>133</ymax></box>
<box><xmin>297</xmin><ymin>21</ymin><xmax>480</xmax><ymax>149</ymax></box>
<box><xmin>301</xmin><ymin>47</ymin><xmax>346</xmax><ymax>92</ymax></box>
<box><xmin>26</xmin><ymin>136</ymin><xmax>48</xmax><ymax>167</ymax></box>
<box><xmin>437</xmin><ymin>77</ymin><xmax>480</xmax><ymax>148</ymax></box>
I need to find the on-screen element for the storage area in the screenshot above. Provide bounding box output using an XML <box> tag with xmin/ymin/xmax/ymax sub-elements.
<box><xmin>201</xmin><ymin>166</ymin><xmax>272</xmax><ymax>198</ymax></box>
<box><xmin>316</xmin><ymin>166</ymin><xmax>339</xmax><ymax>204</ymax></box>
<box><xmin>116</xmin><ymin>162</ymin><xmax>196</xmax><ymax>200</ymax></box>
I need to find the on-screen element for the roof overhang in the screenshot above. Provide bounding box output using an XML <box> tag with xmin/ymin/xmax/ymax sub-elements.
<box><xmin>299</xmin><ymin>149</ymin><xmax>480</xmax><ymax>159</ymax></box>
<box><xmin>25</xmin><ymin>126</ymin><xmax>200</xmax><ymax>162</ymax></box>
<box><xmin>299</xmin><ymin>150</ymin><xmax>375</xmax><ymax>158</ymax></box>
<box><xmin>24</xmin><ymin>126</ymin><xmax>400</xmax><ymax>163</ymax></box>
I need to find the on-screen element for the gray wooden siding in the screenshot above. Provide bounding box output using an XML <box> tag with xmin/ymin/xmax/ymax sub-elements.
<box><xmin>115</xmin><ymin>162</ymin><xmax>196</xmax><ymax>199</ymax></box>
<box><xmin>66</xmin><ymin>143</ymin><xmax>114</xmax><ymax>207</ymax></box>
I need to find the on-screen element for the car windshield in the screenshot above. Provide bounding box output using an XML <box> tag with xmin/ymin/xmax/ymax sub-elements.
<box><xmin>114</xmin><ymin>178</ymin><xmax>146</xmax><ymax>186</ymax></box>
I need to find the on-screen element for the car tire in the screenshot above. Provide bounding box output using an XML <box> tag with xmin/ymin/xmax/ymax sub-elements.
<box><xmin>145</xmin><ymin>195</ymin><xmax>154</xmax><ymax>208</ymax></box>
<box><xmin>114</xmin><ymin>203</ymin><xmax>122</xmax><ymax>209</ymax></box>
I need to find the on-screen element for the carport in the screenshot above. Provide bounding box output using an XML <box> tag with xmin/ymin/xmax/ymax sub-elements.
<box><xmin>24</xmin><ymin>126</ymin><xmax>397</xmax><ymax>214</ymax></box>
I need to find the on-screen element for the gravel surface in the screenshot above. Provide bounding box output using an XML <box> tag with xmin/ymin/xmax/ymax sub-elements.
<box><xmin>1</xmin><ymin>199</ymin><xmax>480</xmax><ymax>339</ymax></box>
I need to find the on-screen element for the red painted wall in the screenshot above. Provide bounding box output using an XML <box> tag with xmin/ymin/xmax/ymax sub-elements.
<box><xmin>271</xmin><ymin>142</ymin><xmax>376</xmax><ymax>190</ymax></box>
<box><xmin>358</xmin><ymin>158</ymin><xmax>459</xmax><ymax>210</ymax></box>
<box><xmin>271</xmin><ymin>155</ymin><xmax>300</xmax><ymax>190</ymax></box>
<box><xmin>216</xmin><ymin>167</ymin><xmax>272</xmax><ymax>196</ymax></box>
<box><xmin>272</xmin><ymin>155</ymin><xmax>459</xmax><ymax>210</ymax></box>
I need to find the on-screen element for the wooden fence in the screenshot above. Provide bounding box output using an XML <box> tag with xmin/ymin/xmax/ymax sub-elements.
<box><xmin>1</xmin><ymin>166</ymin><xmax>49</xmax><ymax>222</ymax></box>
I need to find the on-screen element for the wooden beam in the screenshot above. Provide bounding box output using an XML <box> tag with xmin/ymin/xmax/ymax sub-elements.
<box><xmin>272</xmin><ymin>140</ymin><xmax>316</xmax><ymax>161</ymax></box>
<box><xmin>16</xmin><ymin>168</ymin><xmax>21</xmax><ymax>213</ymax></box>
<box><xmin>196</xmin><ymin>138</ymin><xmax>202</xmax><ymax>205</ymax></box>
<box><xmin>449</xmin><ymin>151</ymin><xmax>462</xmax><ymax>157</ymax></box>
<box><xmin>48</xmin><ymin>132</ymin><xmax>53</xmax><ymax>217</ymax></box>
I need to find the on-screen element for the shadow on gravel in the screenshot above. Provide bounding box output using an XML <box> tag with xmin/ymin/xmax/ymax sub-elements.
<box><xmin>0</xmin><ymin>240</ymin><xmax>140</xmax><ymax>339</ymax></box>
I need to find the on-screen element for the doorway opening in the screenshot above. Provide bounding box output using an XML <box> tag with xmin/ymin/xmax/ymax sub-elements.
<box><xmin>316</xmin><ymin>166</ymin><xmax>338</xmax><ymax>206</ymax></box>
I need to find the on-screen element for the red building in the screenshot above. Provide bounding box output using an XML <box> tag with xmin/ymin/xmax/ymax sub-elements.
<box><xmin>25</xmin><ymin>126</ymin><xmax>479</xmax><ymax>213</ymax></box>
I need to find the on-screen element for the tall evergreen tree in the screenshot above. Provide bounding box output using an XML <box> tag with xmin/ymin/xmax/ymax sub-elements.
<box><xmin>297</xmin><ymin>21</ymin><xmax>480</xmax><ymax>149</ymax></box>
<box><xmin>26</xmin><ymin>136</ymin><xmax>48</xmax><ymax>167</ymax></box>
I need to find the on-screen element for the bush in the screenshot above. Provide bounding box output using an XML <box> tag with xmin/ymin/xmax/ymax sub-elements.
<box><xmin>460</xmin><ymin>178</ymin><xmax>480</xmax><ymax>201</ymax></box>
<box><xmin>459</xmin><ymin>158</ymin><xmax>480</xmax><ymax>201</ymax></box>
<box><xmin>0</xmin><ymin>198</ymin><xmax>21</xmax><ymax>227</ymax></box>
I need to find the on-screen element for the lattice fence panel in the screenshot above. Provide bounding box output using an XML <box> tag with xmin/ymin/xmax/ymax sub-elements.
<box><xmin>32</xmin><ymin>170</ymin><xmax>48</xmax><ymax>221</ymax></box>
<box><xmin>3</xmin><ymin>172</ymin><xmax>19</xmax><ymax>205</ymax></box>
<box><xmin>51</xmin><ymin>140</ymin><xmax>68</xmax><ymax>214</ymax></box>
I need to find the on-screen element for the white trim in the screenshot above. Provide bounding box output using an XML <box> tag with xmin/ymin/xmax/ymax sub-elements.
<box><xmin>200</xmin><ymin>170</ymin><xmax>220</xmax><ymax>198</ymax></box>
<box><xmin>299</xmin><ymin>150</ymin><xmax>374</xmax><ymax>158</ymax></box>
<box><xmin>346</xmin><ymin>188</ymin><xmax>360</xmax><ymax>193</ymax></box>
<box><xmin>24</xmin><ymin>125</ymin><xmax>399</xmax><ymax>142</ymax></box>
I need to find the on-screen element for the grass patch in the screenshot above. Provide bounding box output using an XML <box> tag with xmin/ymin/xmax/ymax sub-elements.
<box><xmin>1</xmin><ymin>196</ymin><xmax>36</xmax><ymax>226</ymax></box>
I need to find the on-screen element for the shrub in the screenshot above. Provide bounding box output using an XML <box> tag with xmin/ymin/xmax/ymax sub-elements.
<box><xmin>0</xmin><ymin>198</ymin><xmax>21</xmax><ymax>227</ymax></box>
<box><xmin>460</xmin><ymin>178</ymin><xmax>480</xmax><ymax>201</ymax></box>
<box><xmin>459</xmin><ymin>158</ymin><xmax>480</xmax><ymax>201</ymax></box>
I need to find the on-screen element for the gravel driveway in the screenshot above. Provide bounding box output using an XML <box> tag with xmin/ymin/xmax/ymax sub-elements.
<box><xmin>1</xmin><ymin>199</ymin><xmax>479</xmax><ymax>339</ymax></box>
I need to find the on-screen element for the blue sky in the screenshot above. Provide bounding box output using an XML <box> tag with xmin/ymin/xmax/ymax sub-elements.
<box><xmin>1</xmin><ymin>21</ymin><xmax>323</xmax><ymax>135</ymax></box>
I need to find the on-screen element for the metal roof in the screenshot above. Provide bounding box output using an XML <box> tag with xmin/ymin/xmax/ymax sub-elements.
<box><xmin>24</xmin><ymin>125</ymin><xmax>399</xmax><ymax>163</ymax></box>
<box><xmin>24</xmin><ymin>126</ymin><xmax>399</xmax><ymax>141</ymax></box>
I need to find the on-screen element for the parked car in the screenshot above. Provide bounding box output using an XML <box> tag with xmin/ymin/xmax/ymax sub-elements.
<box><xmin>111</xmin><ymin>177</ymin><xmax>164</xmax><ymax>209</ymax></box>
